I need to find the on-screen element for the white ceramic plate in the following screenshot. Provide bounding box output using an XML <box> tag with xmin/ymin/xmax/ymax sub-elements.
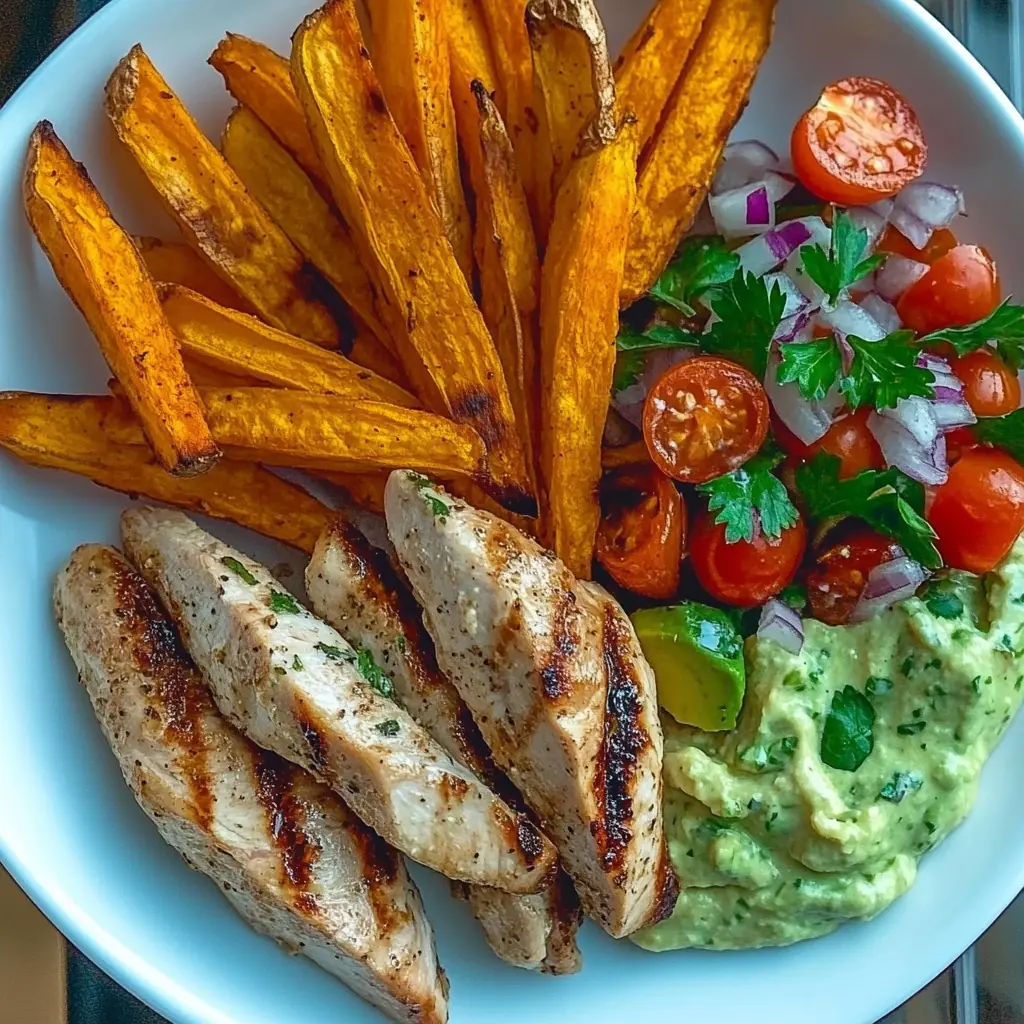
<box><xmin>2</xmin><ymin>1</ymin><xmax>1023</xmax><ymax>1021</ymax></box>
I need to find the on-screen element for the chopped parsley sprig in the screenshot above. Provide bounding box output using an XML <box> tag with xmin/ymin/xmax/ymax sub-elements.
<box><xmin>648</xmin><ymin>235</ymin><xmax>740</xmax><ymax>317</ymax></box>
<box><xmin>919</xmin><ymin>299</ymin><xmax>1024</xmax><ymax>368</ymax></box>
<box><xmin>795</xmin><ymin>453</ymin><xmax>941</xmax><ymax>568</ymax></box>
<box><xmin>975</xmin><ymin>408</ymin><xmax>1024</xmax><ymax>462</ymax></box>
<box><xmin>702</xmin><ymin>270</ymin><xmax>787</xmax><ymax>380</ymax></box>
<box><xmin>698</xmin><ymin>443</ymin><xmax>799</xmax><ymax>543</ymax></box>
<box><xmin>800</xmin><ymin>207</ymin><xmax>887</xmax><ymax>306</ymax></box>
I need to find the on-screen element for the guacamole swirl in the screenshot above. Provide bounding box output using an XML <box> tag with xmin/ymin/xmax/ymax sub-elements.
<box><xmin>634</xmin><ymin>539</ymin><xmax>1024</xmax><ymax>951</ymax></box>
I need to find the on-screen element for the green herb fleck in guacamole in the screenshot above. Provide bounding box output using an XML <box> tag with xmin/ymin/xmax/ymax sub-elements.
<box><xmin>633</xmin><ymin>540</ymin><xmax>1024</xmax><ymax>951</ymax></box>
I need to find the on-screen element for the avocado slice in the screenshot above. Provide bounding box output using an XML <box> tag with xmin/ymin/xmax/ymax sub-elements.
<box><xmin>631</xmin><ymin>602</ymin><xmax>746</xmax><ymax>731</ymax></box>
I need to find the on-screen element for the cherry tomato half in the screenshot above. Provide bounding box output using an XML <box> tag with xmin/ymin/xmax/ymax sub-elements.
<box><xmin>775</xmin><ymin>408</ymin><xmax>884</xmax><ymax>480</ymax></box>
<box><xmin>877</xmin><ymin>225</ymin><xmax>958</xmax><ymax>264</ymax></box>
<box><xmin>806</xmin><ymin>528</ymin><xmax>903</xmax><ymax>626</ymax></box>
<box><xmin>690</xmin><ymin>513</ymin><xmax>807</xmax><ymax>607</ymax></box>
<box><xmin>596</xmin><ymin>467</ymin><xmax>685</xmax><ymax>600</ymax></box>
<box><xmin>951</xmin><ymin>348</ymin><xmax>1021</xmax><ymax>418</ymax></box>
<box><xmin>643</xmin><ymin>356</ymin><xmax>769</xmax><ymax>485</ymax></box>
<box><xmin>928</xmin><ymin>447</ymin><xmax>1024</xmax><ymax>573</ymax></box>
<box><xmin>944</xmin><ymin>425</ymin><xmax>979</xmax><ymax>464</ymax></box>
<box><xmin>897</xmin><ymin>245</ymin><xmax>1001</xmax><ymax>335</ymax></box>
<box><xmin>791</xmin><ymin>77</ymin><xmax>928</xmax><ymax>206</ymax></box>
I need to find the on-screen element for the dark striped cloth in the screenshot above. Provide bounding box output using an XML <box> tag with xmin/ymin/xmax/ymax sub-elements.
<box><xmin>6</xmin><ymin>9</ymin><xmax>169</xmax><ymax>1020</ymax></box>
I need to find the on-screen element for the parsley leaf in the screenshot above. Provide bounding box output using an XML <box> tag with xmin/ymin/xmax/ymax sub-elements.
<box><xmin>357</xmin><ymin>648</ymin><xmax>394</xmax><ymax>699</ymax></box>
<box><xmin>315</xmin><ymin>641</ymin><xmax>354</xmax><ymax>662</ymax></box>
<box><xmin>292</xmin><ymin>655</ymin><xmax>304</xmax><ymax>671</ymax></box>
<box><xmin>975</xmin><ymin>409</ymin><xmax>1024</xmax><ymax>463</ymax></box>
<box><xmin>841</xmin><ymin>331</ymin><xmax>935</xmax><ymax>410</ymax></box>
<box><xmin>879</xmin><ymin>770</ymin><xmax>923</xmax><ymax>803</ymax></box>
<box><xmin>615</xmin><ymin>321</ymin><xmax>698</xmax><ymax>353</ymax></box>
<box><xmin>800</xmin><ymin>207</ymin><xmax>887</xmax><ymax>306</ymax></box>
<box><xmin>922</xmin><ymin>582</ymin><xmax>964</xmax><ymax>620</ymax></box>
<box><xmin>777</xmin><ymin>336</ymin><xmax>843</xmax><ymax>400</ymax></box>
<box><xmin>268</xmin><ymin>590</ymin><xmax>302</xmax><ymax>615</ymax></box>
<box><xmin>697</xmin><ymin>444</ymin><xmax>799</xmax><ymax>543</ymax></box>
<box><xmin>220</xmin><ymin>556</ymin><xmax>257</xmax><ymax>586</ymax></box>
<box><xmin>649</xmin><ymin>235</ymin><xmax>740</xmax><ymax>316</ymax></box>
<box><xmin>703</xmin><ymin>270</ymin><xmax>787</xmax><ymax>379</ymax></box>
<box><xmin>375</xmin><ymin>719</ymin><xmax>400</xmax><ymax>736</ymax></box>
<box><xmin>795</xmin><ymin>454</ymin><xmax>941</xmax><ymax>568</ymax></box>
<box><xmin>409</xmin><ymin>473</ymin><xmax>451</xmax><ymax>518</ymax></box>
<box><xmin>918</xmin><ymin>299</ymin><xmax>1024</xmax><ymax>368</ymax></box>
<box><xmin>612</xmin><ymin>349</ymin><xmax>645</xmax><ymax>391</ymax></box>
<box><xmin>820</xmin><ymin>686</ymin><xmax>875</xmax><ymax>771</ymax></box>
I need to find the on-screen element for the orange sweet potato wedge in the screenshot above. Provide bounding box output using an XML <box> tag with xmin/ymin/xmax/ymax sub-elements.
<box><xmin>614</xmin><ymin>0</ymin><xmax>714</xmax><ymax>151</ymax></box>
<box><xmin>538</xmin><ymin>71</ymin><xmax>639</xmax><ymax>577</ymax></box>
<box><xmin>525</xmin><ymin>0</ymin><xmax>616</xmax><ymax>200</ymax></box>
<box><xmin>292</xmin><ymin>0</ymin><xmax>535</xmax><ymax>513</ymax></box>
<box><xmin>208</xmin><ymin>34</ymin><xmax>328</xmax><ymax>187</ymax></box>
<box><xmin>105</xmin><ymin>45</ymin><xmax>340</xmax><ymax>347</ymax></box>
<box><xmin>221</xmin><ymin>105</ymin><xmax>389</xmax><ymax>346</ymax></box>
<box><xmin>348</xmin><ymin>331</ymin><xmax>413</xmax><ymax>390</ymax></box>
<box><xmin>160</xmin><ymin>285</ymin><xmax>418</xmax><ymax>407</ymax></box>
<box><xmin>621</xmin><ymin>0</ymin><xmax>777</xmax><ymax>305</ymax></box>
<box><xmin>135</xmin><ymin>236</ymin><xmax>255</xmax><ymax>314</ymax></box>
<box><xmin>370</xmin><ymin>0</ymin><xmax>472</xmax><ymax>279</ymax></box>
<box><xmin>23</xmin><ymin>123</ymin><xmax>219</xmax><ymax>478</ymax></box>
<box><xmin>0</xmin><ymin>391</ymin><xmax>333</xmax><ymax>552</ymax></box>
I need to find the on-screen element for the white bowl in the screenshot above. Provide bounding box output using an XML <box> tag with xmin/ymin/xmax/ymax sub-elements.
<box><xmin>1</xmin><ymin>1</ymin><xmax>1023</xmax><ymax>1022</ymax></box>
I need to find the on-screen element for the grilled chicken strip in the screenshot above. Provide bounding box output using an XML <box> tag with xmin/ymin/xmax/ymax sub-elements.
<box><xmin>121</xmin><ymin>507</ymin><xmax>555</xmax><ymax>894</ymax></box>
<box><xmin>54</xmin><ymin>545</ymin><xmax>447</xmax><ymax>1024</ymax></box>
<box><xmin>306</xmin><ymin>518</ymin><xmax>582</xmax><ymax>974</ymax></box>
<box><xmin>385</xmin><ymin>472</ymin><xmax>679</xmax><ymax>938</ymax></box>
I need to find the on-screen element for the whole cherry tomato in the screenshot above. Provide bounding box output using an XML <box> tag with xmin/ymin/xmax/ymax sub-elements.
<box><xmin>690</xmin><ymin>513</ymin><xmax>808</xmax><ymax>607</ymax></box>
<box><xmin>806</xmin><ymin>528</ymin><xmax>904</xmax><ymax>625</ymax></box>
<box><xmin>897</xmin><ymin>245</ymin><xmax>1001</xmax><ymax>335</ymax></box>
<box><xmin>596</xmin><ymin>467</ymin><xmax>685</xmax><ymax>600</ymax></box>
<box><xmin>877</xmin><ymin>225</ymin><xmax>958</xmax><ymax>264</ymax></box>
<box><xmin>791</xmin><ymin>77</ymin><xmax>927</xmax><ymax>206</ymax></box>
<box><xmin>928</xmin><ymin>447</ymin><xmax>1024</xmax><ymax>573</ymax></box>
<box><xmin>773</xmin><ymin>409</ymin><xmax>884</xmax><ymax>479</ymax></box>
<box><xmin>643</xmin><ymin>355</ymin><xmax>770</xmax><ymax>485</ymax></box>
<box><xmin>951</xmin><ymin>348</ymin><xmax>1021</xmax><ymax>418</ymax></box>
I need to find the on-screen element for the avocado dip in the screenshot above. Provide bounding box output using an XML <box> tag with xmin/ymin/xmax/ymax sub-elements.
<box><xmin>633</xmin><ymin>539</ymin><xmax>1024</xmax><ymax>951</ymax></box>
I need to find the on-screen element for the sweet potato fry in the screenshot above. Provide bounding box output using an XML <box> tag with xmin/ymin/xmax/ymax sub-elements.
<box><xmin>208</xmin><ymin>34</ymin><xmax>327</xmax><ymax>187</ymax></box>
<box><xmin>539</xmin><ymin>117</ymin><xmax>638</xmax><ymax>578</ymax></box>
<box><xmin>525</xmin><ymin>0</ymin><xmax>616</xmax><ymax>199</ymax></box>
<box><xmin>469</xmin><ymin>82</ymin><xmax>540</xmax><ymax>475</ymax></box>
<box><xmin>105</xmin><ymin>46</ymin><xmax>340</xmax><ymax>347</ymax></box>
<box><xmin>369</xmin><ymin>0</ymin><xmax>472</xmax><ymax>280</ymax></box>
<box><xmin>602</xmin><ymin>440</ymin><xmax>651</xmax><ymax>471</ymax></box>
<box><xmin>614</xmin><ymin>0</ymin><xmax>714</xmax><ymax>151</ymax></box>
<box><xmin>621</xmin><ymin>0</ymin><xmax>777</xmax><ymax>305</ymax></box>
<box><xmin>134</xmin><ymin>236</ymin><xmax>254</xmax><ymax>314</ymax></box>
<box><xmin>221</xmin><ymin>105</ymin><xmax>389</xmax><ymax>345</ymax></box>
<box><xmin>0</xmin><ymin>392</ymin><xmax>333</xmax><ymax>552</ymax></box>
<box><xmin>198</xmin><ymin>388</ymin><xmax>486</xmax><ymax>478</ymax></box>
<box><xmin>348</xmin><ymin>331</ymin><xmax>413</xmax><ymax>390</ymax></box>
<box><xmin>160</xmin><ymin>285</ymin><xmax>418</xmax><ymax>407</ymax></box>
<box><xmin>292</xmin><ymin>1</ymin><xmax>535</xmax><ymax>514</ymax></box>
<box><xmin>444</xmin><ymin>0</ymin><xmax>498</xmax><ymax>151</ymax></box>
<box><xmin>23</xmin><ymin>122</ymin><xmax>219</xmax><ymax>478</ymax></box>
<box><xmin>317</xmin><ymin>470</ymin><xmax>389</xmax><ymax>513</ymax></box>
<box><xmin>477</xmin><ymin>0</ymin><xmax>552</xmax><ymax>243</ymax></box>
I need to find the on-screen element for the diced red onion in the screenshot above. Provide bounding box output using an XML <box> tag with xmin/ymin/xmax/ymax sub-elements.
<box><xmin>736</xmin><ymin>221</ymin><xmax>815</xmax><ymax>277</ymax></box>
<box><xmin>888</xmin><ymin>205</ymin><xmax>933</xmax><ymax>252</ymax></box>
<box><xmin>710</xmin><ymin>181</ymin><xmax>776</xmax><ymax>238</ymax></box>
<box><xmin>895</xmin><ymin>182</ymin><xmax>964</xmax><ymax>230</ymax></box>
<box><xmin>821</xmin><ymin>300</ymin><xmax>887</xmax><ymax>342</ymax></box>
<box><xmin>774</xmin><ymin>308</ymin><xmax>816</xmax><ymax>343</ymax></box>
<box><xmin>859</xmin><ymin>293</ymin><xmax>901</xmax><ymax>334</ymax></box>
<box><xmin>612</xmin><ymin>346</ymin><xmax>697</xmax><ymax>428</ymax></box>
<box><xmin>846</xmin><ymin>207</ymin><xmax>887</xmax><ymax>252</ymax></box>
<box><xmin>929</xmin><ymin>371</ymin><xmax>965</xmax><ymax>400</ymax></box>
<box><xmin>603</xmin><ymin>409</ymin><xmax>636</xmax><ymax>447</ymax></box>
<box><xmin>763</xmin><ymin>272</ymin><xmax>810</xmax><ymax>319</ymax></box>
<box><xmin>765</xmin><ymin>349</ymin><xmax>835</xmax><ymax>444</ymax></box>
<box><xmin>782</xmin><ymin>217</ymin><xmax>832</xmax><ymax>303</ymax></box>
<box><xmin>712</xmin><ymin>140</ymin><xmax>779</xmax><ymax>195</ymax></box>
<box><xmin>870</xmin><ymin>197</ymin><xmax>896</xmax><ymax>220</ymax></box>
<box><xmin>764</xmin><ymin>170</ymin><xmax>796</xmax><ymax>204</ymax></box>
<box><xmin>932</xmin><ymin>398</ymin><xmax>977</xmax><ymax>430</ymax></box>
<box><xmin>849</xmin><ymin>557</ymin><xmax>931</xmax><ymax>623</ymax></box>
<box><xmin>757</xmin><ymin>599</ymin><xmax>805</xmax><ymax>653</ymax></box>
<box><xmin>869</xmin><ymin>401</ymin><xmax>949</xmax><ymax>485</ymax></box>
<box><xmin>917</xmin><ymin>353</ymin><xmax>953</xmax><ymax>375</ymax></box>
<box><xmin>875</xmin><ymin>255</ymin><xmax>929</xmax><ymax>302</ymax></box>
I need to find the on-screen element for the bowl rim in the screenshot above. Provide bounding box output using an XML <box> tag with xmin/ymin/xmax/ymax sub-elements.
<box><xmin>2</xmin><ymin>1</ymin><xmax>1024</xmax><ymax>1022</ymax></box>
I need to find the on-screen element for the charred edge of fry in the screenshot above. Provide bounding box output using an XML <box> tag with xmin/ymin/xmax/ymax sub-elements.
<box><xmin>524</xmin><ymin>0</ymin><xmax>617</xmax><ymax>155</ymax></box>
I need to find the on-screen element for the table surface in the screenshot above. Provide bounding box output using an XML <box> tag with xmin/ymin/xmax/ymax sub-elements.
<box><xmin>1</xmin><ymin>1</ymin><xmax>1023</xmax><ymax>1023</ymax></box>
